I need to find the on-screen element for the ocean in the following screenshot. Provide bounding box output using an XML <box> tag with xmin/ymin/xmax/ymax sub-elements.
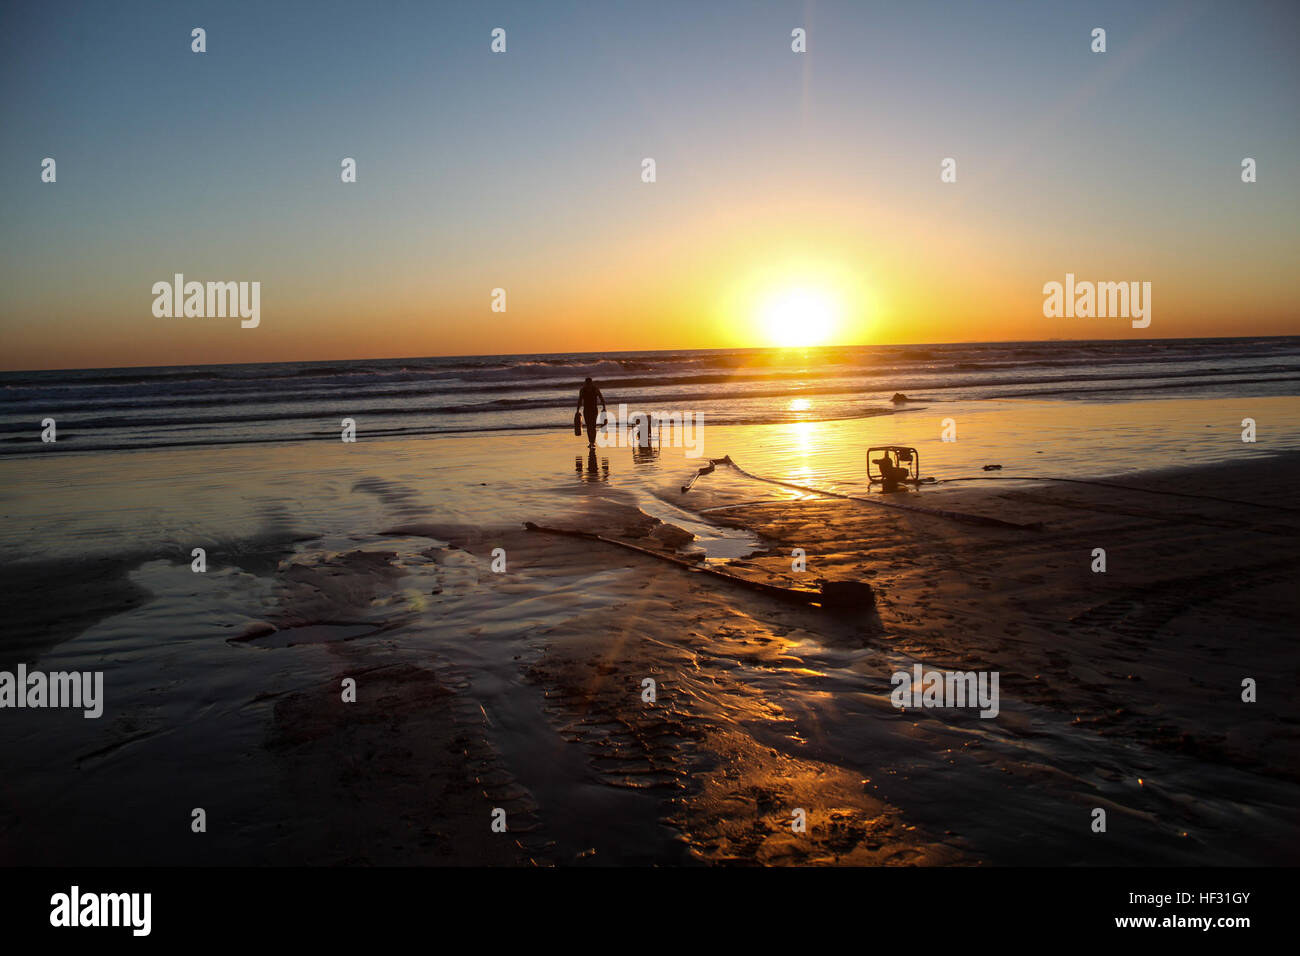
<box><xmin>3</xmin><ymin>337</ymin><xmax>1298</xmax><ymax>456</ymax></box>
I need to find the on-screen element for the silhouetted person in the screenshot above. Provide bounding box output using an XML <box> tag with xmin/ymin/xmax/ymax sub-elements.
<box><xmin>576</xmin><ymin>377</ymin><xmax>607</xmax><ymax>447</ymax></box>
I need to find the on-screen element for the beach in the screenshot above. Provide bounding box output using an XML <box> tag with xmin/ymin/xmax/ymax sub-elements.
<box><xmin>5</xmin><ymin>1</ymin><xmax>1299</xmax><ymax>935</ymax></box>
<box><xmin>2</xmin><ymin>388</ymin><xmax>1297</xmax><ymax>866</ymax></box>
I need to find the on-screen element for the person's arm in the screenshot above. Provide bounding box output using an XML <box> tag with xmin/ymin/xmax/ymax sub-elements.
<box><xmin>597</xmin><ymin>388</ymin><xmax>607</xmax><ymax>411</ymax></box>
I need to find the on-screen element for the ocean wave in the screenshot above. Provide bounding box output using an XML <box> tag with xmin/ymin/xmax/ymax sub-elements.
<box><xmin>2</xmin><ymin>338</ymin><xmax>1298</xmax><ymax>456</ymax></box>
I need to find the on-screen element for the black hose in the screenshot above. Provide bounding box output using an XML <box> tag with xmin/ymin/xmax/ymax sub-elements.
<box><xmin>686</xmin><ymin>456</ymin><xmax>1040</xmax><ymax>531</ymax></box>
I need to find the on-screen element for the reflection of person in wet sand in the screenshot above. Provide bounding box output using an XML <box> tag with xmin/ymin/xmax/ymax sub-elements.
<box><xmin>574</xmin><ymin>449</ymin><xmax>607</xmax><ymax>480</ymax></box>
<box><xmin>576</xmin><ymin>377</ymin><xmax>608</xmax><ymax>447</ymax></box>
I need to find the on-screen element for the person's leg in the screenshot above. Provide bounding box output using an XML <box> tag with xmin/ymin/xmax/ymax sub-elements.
<box><xmin>584</xmin><ymin>405</ymin><xmax>599</xmax><ymax>445</ymax></box>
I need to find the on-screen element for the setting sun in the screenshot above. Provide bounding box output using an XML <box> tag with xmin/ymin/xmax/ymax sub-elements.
<box><xmin>758</xmin><ymin>288</ymin><xmax>841</xmax><ymax>347</ymax></box>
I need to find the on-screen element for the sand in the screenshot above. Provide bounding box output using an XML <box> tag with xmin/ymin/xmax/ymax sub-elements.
<box><xmin>1</xmin><ymin>407</ymin><xmax>1297</xmax><ymax>866</ymax></box>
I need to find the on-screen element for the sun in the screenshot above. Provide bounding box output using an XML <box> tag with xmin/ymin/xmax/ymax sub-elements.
<box><xmin>758</xmin><ymin>287</ymin><xmax>840</xmax><ymax>348</ymax></box>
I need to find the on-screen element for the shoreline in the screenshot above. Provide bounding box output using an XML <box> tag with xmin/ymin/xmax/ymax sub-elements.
<box><xmin>1</xmin><ymin>408</ymin><xmax>1297</xmax><ymax>866</ymax></box>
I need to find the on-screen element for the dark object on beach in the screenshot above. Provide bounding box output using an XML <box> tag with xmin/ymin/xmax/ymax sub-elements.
<box><xmin>687</xmin><ymin>455</ymin><xmax>1041</xmax><ymax>531</ymax></box>
<box><xmin>982</xmin><ymin>464</ymin><xmax>1003</xmax><ymax>471</ymax></box>
<box><xmin>816</xmin><ymin>581</ymin><xmax>878</xmax><ymax>606</ymax></box>
<box><xmin>681</xmin><ymin>458</ymin><xmax>718</xmax><ymax>492</ymax></box>
<box><xmin>523</xmin><ymin>520</ymin><xmax>874</xmax><ymax>611</ymax></box>
<box><xmin>891</xmin><ymin>393</ymin><xmax>909</xmax><ymax>403</ymax></box>
<box><xmin>573</xmin><ymin>411</ymin><xmax>582</xmax><ymax>436</ymax></box>
<box><xmin>650</xmin><ymin>523</ymin><xmax>696</xmax><ymax>549</ymax></box>
<box><xmin>868</xmin><ymin>446</ymin><xmax>921</xmax><ymax>487</ymax></box>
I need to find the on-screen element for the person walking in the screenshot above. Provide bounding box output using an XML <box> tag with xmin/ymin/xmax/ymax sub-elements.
<box><xmin>575</xmin><ymin>377</ymin><xmax>608</xmax><ymax>447</ymax></box>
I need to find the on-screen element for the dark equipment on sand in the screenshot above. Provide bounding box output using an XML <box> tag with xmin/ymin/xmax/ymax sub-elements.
<box><xmin>681</xmin><ymin>452</ymin><xmax>1300</xmax><ymax>537</ymax></box>
<box><xmin>867</xmin><ymin>446</ymin><xmax>921</xmax><ymax>487</ymax></box>
<box><xmin>682</xmin><ymin>455</ymin><xmax>1040</xmax><ymax>531</ymax></box>
<box><xmin>523</xmin><ymin>521</ymin><xmax>875</xmax><ymax>612</ymax></box>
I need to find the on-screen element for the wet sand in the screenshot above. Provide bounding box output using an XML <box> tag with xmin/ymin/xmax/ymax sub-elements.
<box><xmin>1</xmin><ymin>401</ymin><xmax>1297</xmax><ymax>866</ymax></box>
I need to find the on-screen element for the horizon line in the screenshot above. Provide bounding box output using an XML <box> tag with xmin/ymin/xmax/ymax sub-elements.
<box><xmin>4</xmin><ymin>333</ymin><xmax>1298</xmax><ymax>376</ymax></box>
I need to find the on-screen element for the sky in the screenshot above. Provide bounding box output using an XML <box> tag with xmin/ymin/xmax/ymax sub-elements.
<box><xmin>2</xmin><ymin>0</ymin><xmax>1298</xmax><ymax>370</ymax></box>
